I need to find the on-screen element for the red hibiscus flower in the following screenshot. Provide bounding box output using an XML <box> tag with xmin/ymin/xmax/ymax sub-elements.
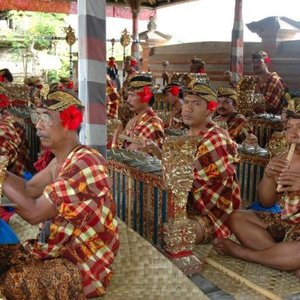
<box><xmin>207</xmin><ymin>100</ymin><xmax>218</xmax><ymax>111</ymax></box>
<box><xmin>137</xmin><ymin>86</ymin><xmax>153</xmax><ymax>103</ymax></box>
<box><xmin>67</xmin><ymin>81</ymin><xmax>74</xmax><ymax>89</ymax></box>
<box><xmin>170</xmin><ymin>86</ymin><xmax>180</xmax><ymax>96</ymax></box>
<box><xmin>264</xmin><ymin>57</ymin><xmax>271</xmax><ymax>64</ymax></box>
<box><xmin>60</xmin><ymin>105</ymin><xmax>83</xmax><ymax>130</ymax></box>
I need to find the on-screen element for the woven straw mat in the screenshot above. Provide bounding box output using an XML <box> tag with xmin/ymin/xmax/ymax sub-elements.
<box><xmin>8</xmin><ymin>214</ymin><xmax>39</xmax><ymax>242</ymax></box>
<box><xmin>193</xmin><ymin>241</ymin><xmax>300</xmax><ymax>300</ymax></box>
<box><xmin>98</xmin><ymin>219</ymin><xmax>208</xmax><ymax>300</ymax></box>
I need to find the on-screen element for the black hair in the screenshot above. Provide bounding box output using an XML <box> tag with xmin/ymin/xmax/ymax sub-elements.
<box><xmin>0</xmin><ymin>68</ymin><xmax>13</xmax><ymax>82</ymax></box>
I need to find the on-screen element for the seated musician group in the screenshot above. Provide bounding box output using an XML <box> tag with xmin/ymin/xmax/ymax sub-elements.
<box><xmin>112</xmin><ymin>50</ymin><xmax>300</xmax><ymax>278</ymax></box>
<box><xmin>0</xmin><ymin>46</ymin><xmax>298</xmax><ymax>298</ymax></box>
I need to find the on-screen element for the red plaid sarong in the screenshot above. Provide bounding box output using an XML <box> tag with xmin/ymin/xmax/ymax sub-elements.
<box><xmin>214</xmin><ymin>112</ymin><xmax>251</xmax><ymax>143</ymax></box>
<box><xmin>191</xmin><ymin>122</ymin><xmax>241</xmax><ymax>238</ymax></box>
<box><xmin>106</xmin><ymin>76</ymin><xmax>120</xmax><ymax>119</ymax></box>
<box><xmin>260</xmin><ymin>72</ymin><xmax>286</xmax><ymax>113</ymax></box>
<box><xmin>281</xmin><ymin>193</ymin><xmax>300</xmax><ymax>224</ymax></box>
<box><xmin>122</xmin><ymin>108</ymin><xmax>164</xmax><ymax>151</ymax></box>
<box><xmin>24</xmin><ymin>145</ymin><xmax>119</xmax><ymax>298</ymax></box>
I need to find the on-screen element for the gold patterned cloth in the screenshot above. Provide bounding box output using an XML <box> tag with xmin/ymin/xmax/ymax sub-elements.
<box><xmin>217</xmin><ymin>87</ymin><xmax>237</xmax><ymax>103</ymax></box>
<box><xmin>41</xmin><ymin>90</ymin><xmax>84</xmax><ymax>112</ymax></box>
<box><xmin>185</xmin><ymin>82</ymin><xmax>217</xmax><ymax>103</ymax></box>
<box><xmin>0</xmin><ymin>244</ymin><xmax>85</xmax><ymax>300</ymax></box>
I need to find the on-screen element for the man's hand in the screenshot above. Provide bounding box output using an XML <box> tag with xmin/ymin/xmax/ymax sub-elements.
<box><xmin>277</xmin><ymin>170</ymin><xmax>300</xmax><ymax>192</ymax></box>
<box><xmin>264</xmin><ymin>156</ymin><xmax>288</xmax><ymax>180</ymax></box>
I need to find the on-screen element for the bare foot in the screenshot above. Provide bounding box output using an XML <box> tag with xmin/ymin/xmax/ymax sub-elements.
<box><xmin>213</xmin><ymin>238</ymin><xmax>247</xmax><ymax>259</ymax></box>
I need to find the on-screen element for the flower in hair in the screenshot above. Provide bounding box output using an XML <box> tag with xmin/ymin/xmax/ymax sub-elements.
<box><xmin>264</xmin><ymin>57</ymin><xmax>271</xmax><ymax>64</ymax></box>
<box><xmin>170</xmin><ymin>86</ymin><xmax>180</xmax><ymax>96</ymax></box>
<box><xmin>0</xmin><ymin>75</ymin><xmax>4</xmax><ymax>83</ymax></box>
<box><xmin>137</xmin><ymin>86</ymin><xmax>153</xmax><ymax>103</ymax></box>
<box><xmin>60</xmin><ymin>105</ymin><xmax>83</xmax><ymax>130</ymax></box>
<box><xmin>0</xmin><ymin>94</ymin><xmax>9</xmax><ymax>108</ymax></box>
<box><xmin>207</xmin><ymin>100</ymin><xmax>218</xmax><ymax>111</ymax></box>
<box><xmin>67</xmin><ymin>81</ymin><xmax>74</xmax><ymax>90</ymax></box>
<box><xmin>130</xmin><ymin>59</ymin><xmax>137</xmax><ymax>67</ymax></box>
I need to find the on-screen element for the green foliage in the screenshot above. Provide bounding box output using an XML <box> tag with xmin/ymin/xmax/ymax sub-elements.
<box><xmin>8</xmin><ymin>11</ymin><xmax>65</xmax><ymax>52</ymax></box>
<box><xmin>3</xmin><ymin>10</ymin><xmax>74</xmax><ymax>79</ymax></box>
<box><xmin>47</xmin><ymin>58</ymin><xmax>70</xmax><ymax>83</ymax></box>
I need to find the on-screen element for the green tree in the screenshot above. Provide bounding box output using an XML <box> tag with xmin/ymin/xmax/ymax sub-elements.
<box><xmin>4</xmin><ymin>11</ymin><xmax>73</xmax><ymax>81</ymax></box>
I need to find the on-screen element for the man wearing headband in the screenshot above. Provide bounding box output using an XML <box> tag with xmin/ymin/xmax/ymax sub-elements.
<box><xmin>182</xmin><ymin>82</ymin><xmax>241</xmax><ymax>243</ymax></box>
<box><xmin>214</xmin><ymin>94</ymin><xmax>300</xmax><ymax>277</ymax></box>
<box><xmin>252</xmin><ymin>50</ymin><xmax>286</xmax><ymax>114</ymax></box>
<box><xmin>112</xmin><ymin>75</ymin><xmax>164</xmax><ymax>156</ymax></box>
<box><xmin>0</xmin><ymin>91</ymin><xmax>119</xmax><ymax>298</ymax></box>
<box><xmin>189</xmin><ymin>57</ymin><xmax>206</xmax><ymax>74</ymax></box>
<box><xmin>121</xmin><ymin>55</ymin><xmax>138</xmax><ymax>101</ymax></box>
<box><xmin>214</xmin><ymin>87</ymin><xmax>252</xmax><ymax>143</ymax></box>
<box><xmin>163</xmin><ymin>82</ymin><xmax>185</xmax><ymax>129</ymax></box>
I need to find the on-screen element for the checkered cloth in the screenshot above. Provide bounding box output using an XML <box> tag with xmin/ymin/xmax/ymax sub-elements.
<box><xmin>191</xmin><ymin>122</ymin><xmax>241</xmax><ymax>238</ymax></box>
<box><xmin>281</xmin><ymin>193</ymin><xmax>300</xmax><ymax>224</ymax></box>
<box><xmin>260</xmin><ymin>72</ymin><xmax>286</xmax><ymax>113</ymax></box>
<box><xmin>0</xmin><ymin>114</ymin><xmax>30</xmax><ymax>176</ymax></box>
<box><xmin>24</xmin><ymin>145</ymin><xmax>119</xmax><ymax>298</ymax></box>
<box><xmin>123</xmin><ymin>108</ymin><xmax>164</xmax><ymax>151</ymax></box>
<box><xmin>214</xmin><ymin>112</ymin><xmax>251</xmax><ymax>143</ymax></box>
<box><xmin>106</xmin><ymin>76</ymin><xmax>120</xmax><ymax>119</ymax></box>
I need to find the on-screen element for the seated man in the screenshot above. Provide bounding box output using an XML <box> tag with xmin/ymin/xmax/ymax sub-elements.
<box><xmin>106</xmin><ymin>75</ymin><xmax>120</xmax><ymax>119</ymax></box>
<box><xmin>112</xmin><ymin>75</ymin><xmax>164</xmax><ymax>157</ymax></box>
<box><xmin>182</xmin><ymin>82</ymin><xmax>241</xmax><ymax>243</ymax></box>
<box><xmin>252</xmin><ymin>50</ymin><xmax>286</xmax><ymax>114</ymax></box>
<box><xmin>121</xmin><ymin>55</ymin><xmax>138</xmax><ymax>101</ymax></box>
<box><xmin>25</xmin><ymin>76</ymin><xmax>43</xmax><ymax>101</ymax></box>
<box><xmin>189</xmin><ymin>57</ymin><xmax>206</xmax><ymax>74</ymax></box>
<box><xmin>0</xmin><ymin>90</ymin><xmax>119</xmax><ymax>299</ymax></box>
<box><xmin>214</xmin><ymin>87</ymin><xmax>252</xmax><ymax>143</ymax></box>
<box><xmin>214</xmin><ymin>98</ymin><xmax>300</xmax><ymax>276</ymax></box>
<box><xmin>162</xmin><ymin>82</ymin><xmax>185</xmax><ymax>129</ymax></box>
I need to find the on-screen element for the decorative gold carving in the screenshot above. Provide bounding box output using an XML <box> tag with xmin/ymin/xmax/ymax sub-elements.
<box><xmin>162</xmin><ymin>219</ymin><xmax>196</xmax><ymax>254</ymax></box>
<box><xmin>120</xmin><ymin>28</ymin><xmax>131</xmax><ymax>48</ymax></box>
<box><xmin>64</xmin><ymin>25</ymin><xmax>76</xmax><ymax>46</ymax></box>
<box><xmin>236</xmin><ymin>76</ymin><xmax>266</xmax><ymax>116</ymax></box>
<box><xmin>161</xmin><ymin>135</ymin><xmax>203</xmax><ymax>275</ymax></box>
<box><xmin>170</xmin><ymin>73</ymin><xmax>209</xmax><ymax>88</ymax></box>
<box><xmin>0</xmin><ymin>156</ymin><xmax>9</xmax><ymax>201</ymax></box>
<box><xmin>266</xmin><ymin>131</ymin><xmax>289</xmax><ymax>158</ymax></box>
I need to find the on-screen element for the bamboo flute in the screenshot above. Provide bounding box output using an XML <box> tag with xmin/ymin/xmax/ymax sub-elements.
<box><xmin>276</xmin><ymin>143</ymin><xmax>296</xmax><ymax>192</ymax></box>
